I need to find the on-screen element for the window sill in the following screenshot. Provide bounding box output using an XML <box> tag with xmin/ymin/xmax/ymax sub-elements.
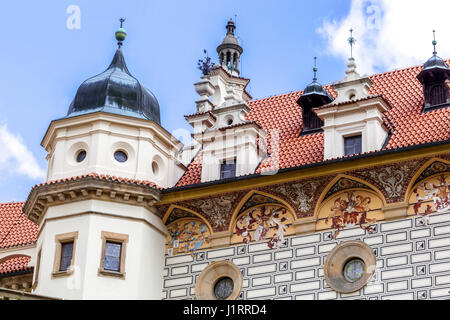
<box><xmin>98</xmin><ymin>269</ymin><xmax>126</xmax><ymax>280</ymax></box>
<box><xmin>51</xmin><ymin>270</ymin><xmax>73</xmax><ymax>278</ymax></box>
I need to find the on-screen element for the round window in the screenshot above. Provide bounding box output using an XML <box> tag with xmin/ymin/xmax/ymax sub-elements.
<box><xmin>114</xmin><ymin>150</ymin><xmax>128</xmax><ymax>163</ymax></box>
<box><xmin>213</xmin><ymin>277</ymin><xmax>234</xmax><ymax>300</ymax></box>
<box><xmin>76</xmin><ymin>150</ymin><xmax>87</xmax><ymax>163</ymax></box>
<box><xmin>343</xmin><ymin>258</ymin><xmax>366</xmax><ymax>283</ymax></box>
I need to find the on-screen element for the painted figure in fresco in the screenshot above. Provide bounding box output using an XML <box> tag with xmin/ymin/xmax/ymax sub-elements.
<box><xmin>166</xmin><ymin>220</ymin><xmax>210</xmax><ymax>256</ymax></box>
<box><xmin>325</xmin><ymin>191</ymin><xmax>376</xmax><ymax>239</ymax></box>
<box><xmin>235</xmin><ymin>206</ymin><xmax>291</xmax><ymax>249</ymax></box>
<box><xmin>413</xmin><ymin>174</ymin><xmax>450</xmax><ymax>225</ymax></box>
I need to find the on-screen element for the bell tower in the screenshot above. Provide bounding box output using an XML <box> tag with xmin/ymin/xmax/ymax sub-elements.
<box><xmin>217</xmin><ymin>18</ymin><xmax>243</xmax><ymax>76</ymax></box>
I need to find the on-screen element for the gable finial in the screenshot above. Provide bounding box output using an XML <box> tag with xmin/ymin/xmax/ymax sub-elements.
<box><xmin>115</xmin><ymin>18</ymin><xmax>127</xmax><ymax>47</ymax></box>
<box><xmin>313</xmin><ymin>56</ymin><xmax>318</xmax><ymax>81</ymax></box>
<box><xmin>432</xmin><ymin>30</ymin><xmax>437</xmax><ymax>55</ymax></box>
<box><xmin>348</xmin><ymin>28</ymin><xmax>356</xmax><ymax>59</ymax></box>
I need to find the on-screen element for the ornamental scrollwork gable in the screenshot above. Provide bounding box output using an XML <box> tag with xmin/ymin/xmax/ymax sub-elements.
<box><xmin>350</xmin><ymin>159</ymin><xmax>426</xmax><ymax>203</ymax></box>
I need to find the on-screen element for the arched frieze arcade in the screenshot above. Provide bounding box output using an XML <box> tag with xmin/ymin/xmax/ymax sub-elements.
<box><xmin>156</xmin><ymin>155</ymin><xmax>450</xmax><ymax>256</ymax></box>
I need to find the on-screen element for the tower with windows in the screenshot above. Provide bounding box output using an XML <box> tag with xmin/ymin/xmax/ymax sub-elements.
<box><xmin>23</xmin><ymin>22</ymin><xmax>185</xmax><ymax>299</ymax></box>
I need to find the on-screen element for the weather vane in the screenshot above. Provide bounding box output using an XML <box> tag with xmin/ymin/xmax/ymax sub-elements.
<box><xmin>120</xmin><ymin>18</ymin><xmax>125</xmax><ymax>28</ymax></box>
<box><xmin>348</xmin><ymin>28</ymin><xmax>356</xmax><ymax>58</ymax></box>
<box><xmin>432</xmin><ymin>30</ymin><xmax>437</xmax><ymax>55</ymax></box>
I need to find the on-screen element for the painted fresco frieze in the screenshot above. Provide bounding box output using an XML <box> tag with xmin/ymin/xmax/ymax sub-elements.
<box><xmin>166</xmin><ymin>218</ymin><xmax>211</xmax><ymax>256</ymax></box>
<box><xmin>411</xmin><ymin>174</ymin><xmax>450</xmax><ymax>225</ymax></box>
<box><xmin>352</xmin><ymin>160</ymin><xmax>423</xmax><ymax>202</ymax></box>
<box><xmin>259</xmin><ymin>176</ymin><xmax>331</xmax><ymax>218</ymax></box>
<box><xmin>318</xmin><ymin>190</ymin><xmax>381</xmax><ymax>239</ymax></box>
<box><xmin>181</xmin><ymin>191</ymin><xmax>247</xmax><ymax>232</ymax></box>
<box><xmin>233</xmin><ymin>205</ymin><xmax>294</xmax><ymax>249</ymax></box>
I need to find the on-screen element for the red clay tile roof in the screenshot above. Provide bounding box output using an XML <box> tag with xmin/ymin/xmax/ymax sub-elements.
<box><xmin>31</xmin><ymin>172</ymin><xmax>162</xmax><ymax>190</ymax></box>
<box><xmin>0</xmin><ymin>202</ymin><xmax>38</xmax><ymax>250</ymax></box>
<box><xmin>176</xmin><ymin>61</ymin><xmax>450</xmax><ymax>186</ymax></box>
<box><xmin>0</xmin><ymin>255</ymin><xmax>33</xmax><ymax>275</ymax></box>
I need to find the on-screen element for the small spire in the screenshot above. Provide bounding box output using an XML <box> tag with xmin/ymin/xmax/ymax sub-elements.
<box><xmin>313</xmin><ymin>57</ymin><xmax>318</xmax><ymax>81</ymax></box>
<box><xmin>432</xmin><ymin>30</ymin><xmax>437</xmax><ymax>55</ymax></box>
<box><xmin>115</xmin><ymin>18</ymin><xmax>127</xmax><ymax>47</ymax></box>
<box><xmin>348</xmin><ymin>28</ymin><xmax>356</xmax><ymax>59</ymax></box>
<box><xmin>226</xmin><ymin>18</ymin><xmax>236</xmax><ymax>35</ymax></box>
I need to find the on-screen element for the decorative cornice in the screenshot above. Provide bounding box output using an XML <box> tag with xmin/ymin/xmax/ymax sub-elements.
<box><xmin>24</xmin><ymin>174</ymin><xmax>161</xmax><ymax>224</ymax></box>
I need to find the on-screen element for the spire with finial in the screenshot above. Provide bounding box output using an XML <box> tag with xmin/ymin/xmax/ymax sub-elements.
<box><xmin>115</xmin><ymin>18</ymin><xmax>127</xmax><ymax>47</ymax></box>
<box><xmin>343</xmin><ymin>28</ymin><xmax>358</xmax><ymax>80</ymax></box>
<box><xmin>226</xmin><ymin>18</ymin><xmax>236</xmax><ymax>35</ymax></box>
<box><xmin>313</xmin><ymin>56</ymin><xmax>318</xmax><ymax>81</ymax></box>
<box><xmin>348</xmin><ymin>28</ymin><xmax>356</xmax><ymax>59</ymax></box>
<box><xmin>432</xmin><ymin>29</ymin><xmax>437</xmax><ymax>55</ymax></box>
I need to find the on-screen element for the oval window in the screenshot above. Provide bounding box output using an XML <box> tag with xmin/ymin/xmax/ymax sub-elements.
<box><xmin>76</xmin><ymin>150</ymin><xmax>87</xmax><ymax>163</ymax></box>
<box><xmin>213</xmin><ymin>277</ymin><xmax>234</xmax><ymax>300</ymax></box>
<box><xmin>343</xmin><ymin>258</ymin><xmax>366</xmax><ymax>283</ymax></box>
<box><xmin>114</xmin><ymin>150</ymin><xmax>128</xmax><ymax>163</ymax></box>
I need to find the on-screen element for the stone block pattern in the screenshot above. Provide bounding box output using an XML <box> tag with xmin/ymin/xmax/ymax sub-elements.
<box><xmin>162</xmin><ymin>212</ymin><xmax>450</xmax><ymax>300</ymax></box>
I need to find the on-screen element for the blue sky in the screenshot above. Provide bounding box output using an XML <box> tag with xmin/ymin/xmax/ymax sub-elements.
<box><xmin>0</xmin><ymin>0</ymin><xmax>448</xmax><ymax>202</ymax></box>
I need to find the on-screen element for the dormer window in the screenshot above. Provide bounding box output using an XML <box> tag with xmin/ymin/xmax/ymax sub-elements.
<box><xmin>220</xmin><ymin>159</ymin><xmax>236</xmax><ymax>179</ymax></box>
<box><xmin>344</xmin><ymin>135</ymin><xmax>362</xmax><ymax>156</ymax></box>
<box><xmin>416</xmin><ymin>34</ymin><xmax>450</xmax><ymax>112</ymax></box>
<box><xmin>430</xmin><ymin>84</ymin><xmax>447</xmax><ymax>106</ymax></box>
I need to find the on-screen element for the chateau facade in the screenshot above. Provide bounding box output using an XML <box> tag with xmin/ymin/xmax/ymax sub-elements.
<box><xmin>0</xmin><ymin>20</ymin><xmax>449</xmax><ymax>300</ymax></box>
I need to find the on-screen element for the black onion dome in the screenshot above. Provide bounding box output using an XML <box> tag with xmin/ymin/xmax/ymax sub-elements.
<box><xmin>302</xmin><ymin>80</ymin><xmax>332</xmax><ymax>97</ymax></box>
<box><xmin>67</xmin><ymin>47</ymin><xmax>161</xmax><ymax>123</ymax></box>
<box><xmin>423</xmin><ymin>54</ymin><xmax>449</xmax><ymax>71</ymax></box>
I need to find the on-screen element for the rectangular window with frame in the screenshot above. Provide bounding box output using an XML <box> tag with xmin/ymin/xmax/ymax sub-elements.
<box><xmin>59</xmin><ymin>241</ymin><xmax>74</xmax><ymax>271</ymax></box>
<box><xmin>104</xmin><ymin>241</ymin><xmax>122</xmax><ymax>272</ymax></box>
<box><xmin>99</xmin><ymin>231</ymin><xmax>128</xmax><ymax>279</ymax></box>
<box><xmin>220</xmin><ymin>159</ymin><xmax>237</xmax><ymax>179</ymax></box>
<box><xmin>52</xmin><ymin>231</ymin><xmax>78</xmax><ymax>277</ymax></box>
<box><xmin>344</xmin><ymin>135</ymin><xmax>362</xmax><ymax>156</ymax></box>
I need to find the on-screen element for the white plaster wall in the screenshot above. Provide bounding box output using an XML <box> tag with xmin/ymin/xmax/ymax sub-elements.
<box><xmin>44</xmin><ymin>114</ymin><xmax>185</xmax><ymax>188</ymax></box>
<box><xmin>162</xmin><ymin>212</ymin><xmax>450</xmax><ymax>300</ymax></box>
<box><xmin>33</xmin><ymin>199</ymin><xmax>166</xmax><ymax>300</ymax></box>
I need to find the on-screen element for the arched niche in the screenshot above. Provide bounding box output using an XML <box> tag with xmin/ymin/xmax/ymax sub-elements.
<box><xmin>165</xmin><ymin>217</ymin><xmax>212</xmax><ymax>257</ymax></box>
<box><xmin>231</xmin><ymin>204</ymin><xmax>295</xmax><ymax>249</ymax></box>
<box><xmin>407</xmin><ymin>173</ymin><xmax>450</xmax><ymax>223</ymax></box>
<box><xmin>316</xmin><ymin>189</ymin><xmax>384</xmax><ymax>239</ymax></box>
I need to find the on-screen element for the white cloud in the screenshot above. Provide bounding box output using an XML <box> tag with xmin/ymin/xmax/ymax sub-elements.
<box><xmin>318</xmin><ymin>0</ymin><xmax>450</xmax><ymax>75</ymax></box>
<box><xmin>0</xmin><ymin>124</ymin><xmax>46</xmax><ymax>180</ymax></box>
